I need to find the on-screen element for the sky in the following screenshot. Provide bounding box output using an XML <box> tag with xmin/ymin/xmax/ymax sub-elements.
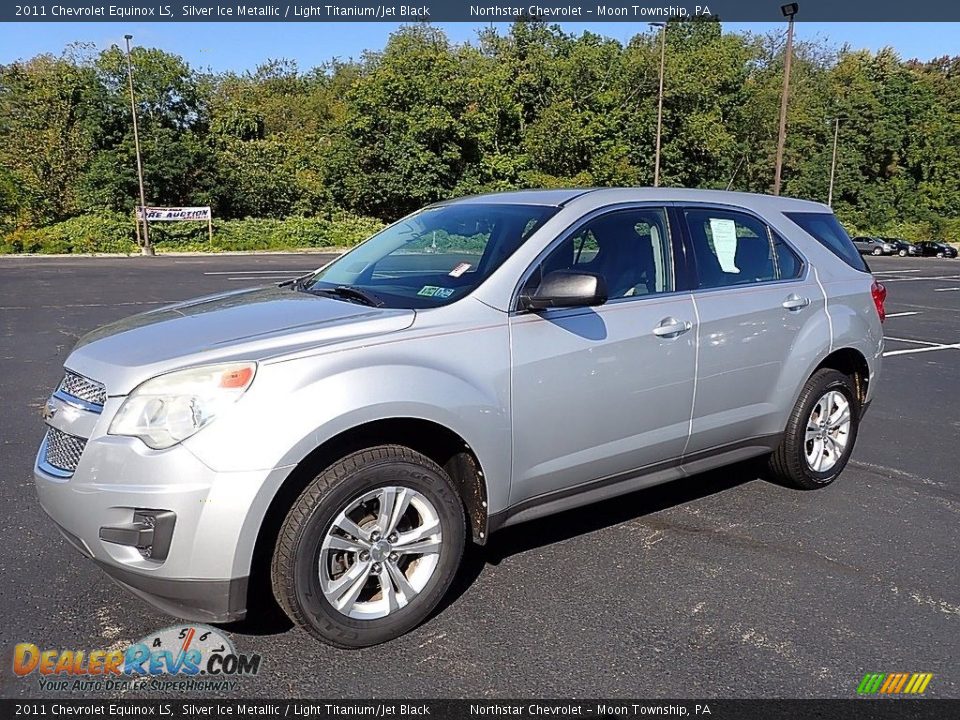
<box><xmin>0</xmin><ymin>22</ymin><xmax>955</xmax><ymax>72</ymax></box>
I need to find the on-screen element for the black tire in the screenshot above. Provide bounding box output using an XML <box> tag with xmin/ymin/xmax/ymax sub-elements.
<box><xmin>768</xmin><ymin>369</ymin><xmax>860</xmax><ymax>490</ymax></box>
<box><xmin>872</xmin><ymin>247</ymin><xmax>882</xmax><ymax>256</ymax></box>
<box><xmin>936</xmin><ymin>252</ymin><xmax>945</xmax><ymax>258</ymax></box>
<box><xmin>899</xmin><ymin>249</ymin><xmax>907</xmax><ymax>257</ymax></box>
<box><xmin>271</xmin><ymin>445</ymin><xmax>465</xmax><ymax>648</ymax></box>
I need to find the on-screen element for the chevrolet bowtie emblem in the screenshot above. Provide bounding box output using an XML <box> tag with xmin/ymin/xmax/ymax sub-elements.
<box><xmin>42</xmin><ymin>400</ymin><xmax>57</xmax><ymax>422</ymax></box>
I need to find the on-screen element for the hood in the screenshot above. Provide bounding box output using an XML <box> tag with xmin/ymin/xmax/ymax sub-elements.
<box><xmin>67</xmin><ymin>285</ymin><xmax>415</xmax><ymax>395</ymax></box>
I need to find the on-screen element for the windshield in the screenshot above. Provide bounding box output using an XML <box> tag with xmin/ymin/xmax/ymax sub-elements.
<box><xmin>301</xmin><ymin>203</ymin><xmax>558</xmax><ymax>308</ymax></box>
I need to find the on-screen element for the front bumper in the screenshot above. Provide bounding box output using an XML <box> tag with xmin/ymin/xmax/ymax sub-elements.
<box><xmin>46</xmin><ymin>513</ymin><xmax>248</xmax><ymax>623</ymax></box>
<box><xmin>34</xmin><ymin>396</ymin><xmax>290</xmax><ymax>623</ymax></box>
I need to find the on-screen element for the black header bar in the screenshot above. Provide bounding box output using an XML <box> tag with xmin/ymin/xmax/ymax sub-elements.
<box><xmin>4</xmin><ymin>0</ymin><xmax>960</xmax><ymax>22</ymax></box>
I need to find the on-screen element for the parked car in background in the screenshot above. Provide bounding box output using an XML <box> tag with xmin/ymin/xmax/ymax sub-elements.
<box><xmin>915</xmin><ymin>241</ymin><xmax>958</xmax><ymax>258</ymax></box>
<box><xmin>881</xmin><ymin>238</ymin><xmax>919</xmax><ymax>257</ymax></box>
<box><xmin>34</xmin><ymin>189</ymin><xmax>885</xmax><ymax>648</ymax></box>
<box><xmin>853</xmin><ymin>236</ymin><xmax>896</xmax><ymax>256</ymax></box>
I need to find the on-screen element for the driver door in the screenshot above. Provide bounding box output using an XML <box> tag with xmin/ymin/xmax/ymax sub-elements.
<box><xmin>508</xmin><ymin>207</ymin><xmax>697</xmax><ymax>506</ymax></box>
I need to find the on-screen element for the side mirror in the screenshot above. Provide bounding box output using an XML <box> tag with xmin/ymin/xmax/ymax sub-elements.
<box><xmin>520</xmin><ymin>270</ymin><xmax>608</xmax><ymax>311</ymax></box>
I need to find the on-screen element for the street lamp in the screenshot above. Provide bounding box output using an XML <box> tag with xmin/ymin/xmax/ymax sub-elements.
<box><xmin>773</xmin><ymin>3</ymin><xmax>798</xmax><ymax>196</ymax></box>
<box><xmin>650</xmin><ymin>21</ymin><xmax>667</xmax><ymax>187</ymax></box>
<box><xmin>123</xmin><ymin>34</ymin><xmax>152</xmax><ymax>255</ymax></box>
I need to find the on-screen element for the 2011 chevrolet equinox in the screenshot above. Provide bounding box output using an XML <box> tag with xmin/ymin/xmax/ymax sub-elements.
<box><xmin>34</xmin><ymin>189</ymin><xmax>885</xmax><ymax>647</ymax></box>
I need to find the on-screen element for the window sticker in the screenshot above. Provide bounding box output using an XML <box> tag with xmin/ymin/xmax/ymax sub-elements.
<box><xmin>417</xmin><ymin>286</ymin><xmax>455</xmax><ymax>299</ymax></box>
<box><xmin>449</xmin><ymin>262</ymin><xmax>472</xmax><ymax>278</ymax></box>
<box><xmin>709</xmin><ymin>218</ymin><xmax>740</xmax><ymax>273</ymax></box>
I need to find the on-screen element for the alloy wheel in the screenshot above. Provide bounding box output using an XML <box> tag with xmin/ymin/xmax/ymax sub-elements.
<box><xmin>804</xmin><ymin>390</ymin><xmax>852</xmax><ymax>473</ymax></box>
<box><xmin>319</xmin><ymin>486</ymin><xmax>442</xmax><ymax>619</ymax></box>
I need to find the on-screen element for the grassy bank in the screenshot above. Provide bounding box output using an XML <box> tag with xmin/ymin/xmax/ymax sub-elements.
<box><xmin>0</xmin><ymin>213</ymin><xmax>385</xmax><ymax>255</ymax></box>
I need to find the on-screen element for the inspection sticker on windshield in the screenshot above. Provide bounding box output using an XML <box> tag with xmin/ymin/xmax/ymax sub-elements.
<box><xmin>418</xmin><ymin>286</ymin><xmax>455</xmax><ymax>298</ymax></box>
<box><xmin>449</xmin><ymin>262</ymin><xmax>472</xmax><ymax>278</ymax></box>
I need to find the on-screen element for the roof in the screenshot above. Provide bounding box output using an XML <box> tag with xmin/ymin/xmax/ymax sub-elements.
<box><xmin>442</xmin><ymin>187</ymin><xmax>829</xmax><ymax>213</ymax></box>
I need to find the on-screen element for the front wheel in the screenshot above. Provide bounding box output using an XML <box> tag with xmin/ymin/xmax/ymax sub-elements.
<box><xmin>271</xmin><ymin>445</ymin><xmax>465</xmax><ymax>647</ymax></box>
<box><xmin>872</xmin><ymin>247</ymin><xmax>883</xmax><ymax>256</ymax></box>
<box><xmin>899</xmin><ymin>249</ymin><xmax>907</xmax><ymax>257</ymax></box>
<box><xmin>768</xmin><ymin>369</ymin><xmax>860</xmax><ymax>490</ymax></box>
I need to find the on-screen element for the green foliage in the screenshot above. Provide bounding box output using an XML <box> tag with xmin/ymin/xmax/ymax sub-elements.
<box><xmin>4</xmin><ymin>23</ymin><xmax>960</xmax><ymax>253</ymax></box>
<box><xmin>0</xmin><ymin>213</ymin><xmax>383</xmax><ymax>254</ymax></box>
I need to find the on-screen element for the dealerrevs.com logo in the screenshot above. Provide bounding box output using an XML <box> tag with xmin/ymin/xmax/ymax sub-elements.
<box><xmin>13</xmin><ymin>624</ymin><xmax>261</xmax><ymax>693</ymax></box>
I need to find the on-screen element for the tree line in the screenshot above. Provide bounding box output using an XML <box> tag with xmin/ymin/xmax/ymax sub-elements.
<box><xmin>2</xmin><ymin>20</ymin><xmax>960</xmax><ymax>251</ymax></box>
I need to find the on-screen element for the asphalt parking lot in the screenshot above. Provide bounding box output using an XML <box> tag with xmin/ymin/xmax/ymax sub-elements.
<box><xmin>1</xmin><ymin>252</ymin><xmax>958</xmax><ymax>699</ymax></box>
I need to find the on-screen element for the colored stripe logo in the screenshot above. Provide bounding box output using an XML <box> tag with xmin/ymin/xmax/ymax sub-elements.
<box><xmin>858</xmin><ymin>673</ymin><xmax>933</xmax><ymax>694</ymax></box>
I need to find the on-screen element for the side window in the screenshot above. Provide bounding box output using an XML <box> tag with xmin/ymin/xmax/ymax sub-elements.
<box><xmin>786</xmin><ymin>212</ymin><xmax>868</xmax><ymax>272</ymax></box>
<box><xmin>773</xmin><ymin>234</ymin><xmax>803</xmax><ymax>279</ymax></box>
<box><xmin>683</xmin><ymin>209</ymin><xmax>785</xmax><ymax>288</ymax></box>
<box><xmin>526</xmin><ymin>208</ymin><xmax>674</xmax><ymax>300</ymax></box>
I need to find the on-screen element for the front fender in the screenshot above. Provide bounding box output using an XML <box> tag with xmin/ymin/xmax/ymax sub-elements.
<box><xmin>183</xmin><ymin>321</ymin><xmax>512</xmax><ymax>577</ymax></box>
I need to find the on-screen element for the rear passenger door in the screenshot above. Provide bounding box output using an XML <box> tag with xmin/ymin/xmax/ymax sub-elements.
<box><xmin>679</xmin><ymin>206</ymin><xmax>821</xmax><ymax>456</ymax></box>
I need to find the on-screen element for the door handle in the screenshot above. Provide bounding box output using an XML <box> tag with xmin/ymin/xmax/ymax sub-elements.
<box><xmin>653</xmin><ymin>317</ymin><xmax>692</xmax><ymax>338</ymax></box>
<box><xmin>782</xmin><ymin>294</ymin><xmax>810</xmax><ymax>311</ymax></box>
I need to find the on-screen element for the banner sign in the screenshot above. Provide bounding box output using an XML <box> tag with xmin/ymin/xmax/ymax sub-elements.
<box><xmin>4</xmin><ymin>1</ymin><xmax>957</xmax><ymax>22</ymax></box>
<box><xmin>137</xmin><ymin>206</ymin><xmax>211</xmax><ymax>222</ymax></box>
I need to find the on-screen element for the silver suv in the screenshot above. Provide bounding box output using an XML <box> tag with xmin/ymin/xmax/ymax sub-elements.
<box><xmin>34</xmin><ymin>189</ymin><xmax>886</xmax><ymax>647</ymax></box>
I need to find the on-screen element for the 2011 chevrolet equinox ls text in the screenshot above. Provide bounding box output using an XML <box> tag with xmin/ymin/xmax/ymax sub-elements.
<box><xmin>34</xmin><ymin>189</ymin><xmax>885</xmax><ymax>647</ymax></box>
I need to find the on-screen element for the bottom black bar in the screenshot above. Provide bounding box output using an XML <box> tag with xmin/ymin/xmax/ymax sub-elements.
<box><xmin>2</xmin><ymin>700</ymin><xmax>957</xmax><ymax>720</ymax></box>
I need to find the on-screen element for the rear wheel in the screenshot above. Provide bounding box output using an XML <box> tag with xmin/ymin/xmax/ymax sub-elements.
<box><xmin>768</xmin><ymin>369</ymin><xmax>860</xmax><ymax>490</ymax></box>
<box><xmin>937</xmin><ymin>251</ymin><xmax>945</xmax><ymax>258</ymax></box>
<box><xmin>271</xmin><ymin>445</ymin><xmax>465</xmax><ymax>647</ymax></box>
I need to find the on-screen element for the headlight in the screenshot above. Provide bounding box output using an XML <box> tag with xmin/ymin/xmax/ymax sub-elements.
<box><xmin>109</xmin><ymin>362</ymin><xmax>256</xmax><ymax>449</ymax></box>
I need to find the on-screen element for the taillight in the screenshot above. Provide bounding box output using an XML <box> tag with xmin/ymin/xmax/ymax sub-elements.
<box><xmin>871</xmin><ymin>280</ymin><xmax>887</xmax><ymax>323</ymax></box>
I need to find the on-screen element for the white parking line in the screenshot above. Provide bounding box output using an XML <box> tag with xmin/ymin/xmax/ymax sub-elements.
<box><xmin>884</xmin><ymin>311</ymin><xmax>921</xmax><ymax>318</ymax></box>
<box><xmin>884</xmin><ymin>342</ymin><xmax>960</xmax><ymax>357</ymax></box>
<box><xmin>873</xmin><ymin>269</ymin><xmax>924</xmax><ymax>275</ymax></box>
<box><xmin>881</xmin><ymin>274</ymin><xmax>960</xmax><ymax>282</ymax></box>
<box><xmin>204</xmin><ymin>270</ymin><xmax>312</xmax><ymax>275</ymax></box>
<box><xmin>884</xmin><ymin>336</ymin><xmax>943</xmax><ymax>346</ymax></box>
<box><xmin>226</xmin><ymin>276</ymin><xmax>296</xmax><ymax>281</ymax></box>
<box><xmin>933</xmin><ymin>287</ymin><xmax>960</xmax><ymax>292</ymax></box>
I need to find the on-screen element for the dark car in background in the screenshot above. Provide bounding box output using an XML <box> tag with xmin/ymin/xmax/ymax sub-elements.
<box><xmin>853</xmin><ymin>236</ymin><xmax>896</xmax><ymax>256</ymax></box>
<box><xmin>915</xmin><ymin>241</ymin><xmax>959</xmax><ymax>258</ymax></box>
<box><xmin>882</xmin><ymin>238</ymin><xmax>919</xmax><ymax>257</ymax></box>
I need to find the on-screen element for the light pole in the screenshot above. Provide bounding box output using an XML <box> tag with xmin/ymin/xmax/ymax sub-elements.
<box><xmin>773</xmin><ymin>3</ymin><xmax>798</xmax><ymax>196</ymax></box>
<box><xmin>828</xmin><ymin>116</ymin><xmax>840</xmax><ymax>207</ymax></box>
<box><xmin>650</xmin><ymin>21</ymin><xmax>667</xmax><ymax>187</ymax></box>
<box><xmin>123</xmin><ymin>34</ymin><xmax>152</xmax><ymax>256</ymax></box>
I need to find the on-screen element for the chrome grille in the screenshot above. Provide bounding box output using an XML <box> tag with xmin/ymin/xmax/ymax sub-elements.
<box><xmin>44</xmin><ymin>427</ymin><xmax>87</xmax><ymax>474</ymax></box>
<box><xmin>58</xmin><ymin>370</ymin><xmax>106</xmax><ymax>407</ymax></box>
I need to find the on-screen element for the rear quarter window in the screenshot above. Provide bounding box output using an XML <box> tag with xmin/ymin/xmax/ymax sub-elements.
<box><xmin>784</xmin><ymin>212</ymin><xmax>868</xmax><ymax>272</ymax></box>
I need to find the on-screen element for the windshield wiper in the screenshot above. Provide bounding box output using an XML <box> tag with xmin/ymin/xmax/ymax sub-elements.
<box><xmin>279</xmin><ymin>272</ymin><xmax>315</xmax><ymax>291</ymax></box>
<box><xmin>309</xmin><ymin>285</ymin><xmax>385</xmax><ymax>307</ymax></box>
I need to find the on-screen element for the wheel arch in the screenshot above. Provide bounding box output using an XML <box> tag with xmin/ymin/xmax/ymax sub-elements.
<box><xmin>243</xmin><ymin>417</ymin><xmax>490</xmax><ymax>620</ymax></box>
<box><xmin>814</xmin><ymin>347</ymin><xmax>870</xmax><ymax>407</ymax></box>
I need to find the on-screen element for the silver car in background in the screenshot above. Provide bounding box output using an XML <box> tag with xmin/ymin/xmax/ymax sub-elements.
<box><xmin>34</xmin><ymin>189</ymin><xmax>885</xmax><ymax>647</ymax></box>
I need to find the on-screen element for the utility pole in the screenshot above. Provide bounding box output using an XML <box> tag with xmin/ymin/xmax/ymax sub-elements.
<box><xmin>650</xmin><ymin>22</ymin><xmax>667</xmax><ymax>187</ymax></box>
<box><xmin>828</xmin><ymin>116</ymin><xmax>840</xmax><ymax>207</ymax></box>
<box><xmin>124</xmin><ymin>34</ymin><xmax>153</xmax><ymax>256</ymax></box>
<box><xmin>773</xmin><ymin>3</ymin><xmax>798</xmax><ymax>196</ymax></box>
